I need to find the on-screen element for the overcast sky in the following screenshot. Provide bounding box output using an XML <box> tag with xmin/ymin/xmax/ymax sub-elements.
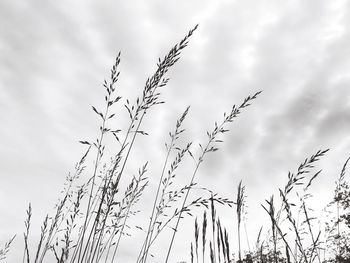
<box><xmin>1</xmin><ymin>0</ymin><xmax>350</xmax><ymax>262</ymax></box>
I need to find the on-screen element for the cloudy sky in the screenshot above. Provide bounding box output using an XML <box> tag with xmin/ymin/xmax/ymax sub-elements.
<box><xmin>1</xmin><ymin>0</ymin><xmax>350</xmax><ymax>262</ymax></box>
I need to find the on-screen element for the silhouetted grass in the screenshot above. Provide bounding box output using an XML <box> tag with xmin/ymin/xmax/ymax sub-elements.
<box><xmin>191</xmin><ymin>152</ymin><xmax>350</xmax><ymax>263</ymax></box>
<box><xmin>1</xmin><ymin>25</ymin><xmax>349</xmax><ymax>263</ymax></box>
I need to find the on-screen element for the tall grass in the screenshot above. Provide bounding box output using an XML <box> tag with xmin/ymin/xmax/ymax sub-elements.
<box><xmin>4</xmin><ymin>25</ymin><xmax>259</xmax><ymax>263</ymax></box>
<box><xmin>190</xmin><ymin>151</ymin><xmax>350</xmax><ymax>263</ymax></box>
<box><xmin>1</xmin><ymin>25</ymin><xmax>349</xmax><ymax>263</ymax></box>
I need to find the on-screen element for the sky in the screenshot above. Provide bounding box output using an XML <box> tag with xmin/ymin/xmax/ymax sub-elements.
<box><xmin>1</xmin><ymin>0</ymin><xmax>350</xmax><ymax>262</ymax></box>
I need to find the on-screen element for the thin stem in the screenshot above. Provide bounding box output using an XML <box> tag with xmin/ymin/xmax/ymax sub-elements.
<box><xmin>164</xmin><ymin>91</ymin><xmax>261</xmax><ymax>262</ymax></box>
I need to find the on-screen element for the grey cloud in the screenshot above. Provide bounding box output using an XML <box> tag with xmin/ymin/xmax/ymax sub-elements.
<box><xmin>2</xmin><ymin>1</ymin><xmax>350</xmax><ymax>262</ymax></box>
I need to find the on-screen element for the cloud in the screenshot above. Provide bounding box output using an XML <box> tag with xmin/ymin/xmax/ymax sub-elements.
<box><xmin>1</xmin><ymin>0</ymin><xmax>350</xmax><ymax>262</ymax></box>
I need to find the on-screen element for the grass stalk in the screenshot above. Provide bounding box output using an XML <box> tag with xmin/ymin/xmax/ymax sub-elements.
<box><xmin>164</xmin><ymin>91</ymin><xmax>262</xmax><ymax>262</ymax></box>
